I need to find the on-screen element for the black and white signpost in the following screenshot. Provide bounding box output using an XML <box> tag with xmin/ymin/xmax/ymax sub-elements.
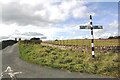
<box><xmin>80</xmin><ymin>15</ymin><xmax>103</xmax><ymax>58</ymax></box>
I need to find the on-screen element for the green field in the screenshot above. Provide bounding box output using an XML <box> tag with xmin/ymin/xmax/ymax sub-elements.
<box><xmin>47</xmin><ymin>39</ymin><xmax>119</xmax><ymax>46</ymax></box>
<box><xmin>18</xmin><ymin>41</ymin><xmax>119</xmax><ymax>77</ymax></box>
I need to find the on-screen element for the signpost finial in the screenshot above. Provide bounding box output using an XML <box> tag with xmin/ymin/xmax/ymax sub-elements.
<box><xmin>90</xmin><ymin>15</ymin><xmax>92</xmax><ymax>19</ymax></box>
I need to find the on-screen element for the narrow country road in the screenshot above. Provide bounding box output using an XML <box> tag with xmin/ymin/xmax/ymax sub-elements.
<box><xmin>1</xmin><ymin>43</ymin><xmax>111</xmax><ymax>78</ymax></box>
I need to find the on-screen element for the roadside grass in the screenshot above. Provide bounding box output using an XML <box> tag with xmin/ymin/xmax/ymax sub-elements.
<box><xmin>18</xmin><ymin>42</ymin><xmax>119</xmax><ymax>77</ymax></box>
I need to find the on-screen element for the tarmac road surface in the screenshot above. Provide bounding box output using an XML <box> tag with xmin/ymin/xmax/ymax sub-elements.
<box><xmin>1</xmin><ymin>43</ymin><xmax>112</xmax><ymax>78</ymax></box>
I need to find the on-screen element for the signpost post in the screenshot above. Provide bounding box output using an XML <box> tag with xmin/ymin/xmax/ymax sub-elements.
<box><xmin>80</xmin><ymin>15</ymin><xmax>103</xmax><ymax>58</ymax></box>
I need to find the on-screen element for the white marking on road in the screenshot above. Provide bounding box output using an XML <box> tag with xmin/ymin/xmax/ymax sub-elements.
<box><xmin>0</xmin><ymin>66</ymin><xmax>22</xmax><ymax>79</ymax></box>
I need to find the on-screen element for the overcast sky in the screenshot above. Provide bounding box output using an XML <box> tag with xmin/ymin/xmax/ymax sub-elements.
<box><xmin>0</xmin><ymin>0</ymin><xmax>119</xmax><ymax>41</ymax></box>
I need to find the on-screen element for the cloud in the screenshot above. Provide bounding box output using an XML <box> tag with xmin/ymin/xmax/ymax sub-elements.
<box><xmin>0</xmin><ymin>36</ymin><xmax>10</xmax><ymax>40</ymax></box>
<box><xmin>0</xmin><ymin>31</ymin><xmax>46</xmax><ymax>41</ymax></box>
<box><xmin>0</xmin><ymin>23</ymin><xmax>18</xmax><ymax>36</ymax></box>
<box><xmin>94</xmin><ymin>20</ymin><xmax>118</xmax><ymax>38</ymax></box>
<box><xmin>0</xmin><ymin>23</ymin><xmax>47</xmax><ymax>41</ymax></box>
<box><xmin>20</xmin><ymin>32</ymin><xmax>44</xmax><ymax>36</ymax></box>
<box><xmin>11</xmin><ymin>32</ymin><xmax>46</xmax><ymax>40</ymax></box>
<box><xmin>1</xmin><ymin>1</ymin><xmax>117</xmax><ymax>41</ymax></box>
<box><xmin>1</xmin><ymin>0</ymin><xmax>95</xmax><ymax>27</ymax></box>
<box><xmin>2</xmin><ymin>2</ymin><xmax>53</xmax><ymax>26</ymax></box>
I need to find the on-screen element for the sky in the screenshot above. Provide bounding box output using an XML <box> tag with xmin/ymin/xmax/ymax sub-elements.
<box><xmin>0</xmin><ymin>0</ymin><xmax>119</xmax><ymax>41</ymax></box>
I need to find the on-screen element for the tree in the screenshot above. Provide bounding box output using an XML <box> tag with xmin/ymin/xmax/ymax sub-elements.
<box><xmin>30</xmin><ymin>38</ymin><xmax>40</xmax><ymax>40</ymax></box>
<box><xmin>108</xmin><ymin>36</ymin><xmax>114</xmax><ymax>39</ymax></box>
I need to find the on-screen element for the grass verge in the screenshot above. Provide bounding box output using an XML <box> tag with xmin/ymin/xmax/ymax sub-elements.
<box><xmin>18</xmin><ymin>42</ymin><xmax>119</xmax><ymax>77</ymax></box>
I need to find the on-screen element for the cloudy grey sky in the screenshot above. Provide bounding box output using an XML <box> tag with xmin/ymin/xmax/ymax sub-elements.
<box><xmin>0</xmin><ymin>0</ymin><xmax>119</xmax><ymax>41</ymax></box>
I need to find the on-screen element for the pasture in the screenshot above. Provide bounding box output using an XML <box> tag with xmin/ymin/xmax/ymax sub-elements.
<box><xmin>47</xmin><ymin>39</ymin><xmax>119</xmax><ymax>46</ymax></box>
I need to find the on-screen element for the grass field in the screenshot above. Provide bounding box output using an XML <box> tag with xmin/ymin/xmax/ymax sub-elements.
<box><xmin>18</xmin><ymin>41</ymin><xmax>119</xmax><ymax>77</ymax></box>
<box><xmin>47</xmin><ymin>39</ymin><xmax>119</xmax><ymax>46</ymax></box>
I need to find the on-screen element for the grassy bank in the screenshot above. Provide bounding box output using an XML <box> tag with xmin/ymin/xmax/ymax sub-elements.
<box><xmin>18</xmin><ymin>42</ymin><xmax>119</xmax><ymax>77</ymax></box>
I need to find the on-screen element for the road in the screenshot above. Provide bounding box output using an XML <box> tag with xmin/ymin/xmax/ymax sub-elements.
<box><xmin>1</xmin><ymin>43</ymin><xmax>111</xmax><ymax>78</ymax></box>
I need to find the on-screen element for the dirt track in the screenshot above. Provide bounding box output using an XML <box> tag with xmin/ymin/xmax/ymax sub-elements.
<box><xmin>1</xmin><ymin>43</ymin><xmax>112</xmax><ymax>78</ymax></box>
